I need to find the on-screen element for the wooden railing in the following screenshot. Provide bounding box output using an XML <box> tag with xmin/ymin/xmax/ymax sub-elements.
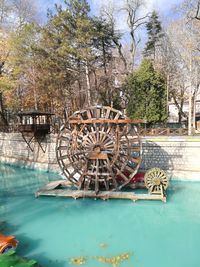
<box><xmin>138</xmin><ymin>127</ymin><xmax>194</xmax><ymax>136</ymax></box>
<box><xmin>0</xmin><ymin>125</ymin><xmax>196</xmax><ymax>136</ymax></box>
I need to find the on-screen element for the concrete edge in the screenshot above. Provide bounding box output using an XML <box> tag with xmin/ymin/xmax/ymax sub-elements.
<box><xmin>1</xmin><ymin>156</ymin><xmax>200</xmax><ymax>182</ymax></box>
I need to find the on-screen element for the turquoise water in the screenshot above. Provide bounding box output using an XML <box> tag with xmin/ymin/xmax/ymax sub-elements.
<box><xmin>0</xmin><ymin>164</ymin><xmax>200</xmax><ymax>267</ymax></box>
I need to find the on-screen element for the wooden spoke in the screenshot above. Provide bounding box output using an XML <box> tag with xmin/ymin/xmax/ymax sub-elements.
<box><xmin>87</xmin><ymin>110</ymin><xmax>92</xmax><ymax>119</ymax></box>
<box><xmin>78</xmin><ymin>164</ymin><xmax>88</xmax><ymax>190</ymax></box>
<box><xmin>57</xmin><ymin>146</ymin><xmax>69</xmax><ymax>151</ymax></box>
<box><xmin>57</xmin><ymin>154</ymin><xmax>68</xmax><ymax>160</ymax></box>
<box><xmin>103</xmin><ymin>178</ymin><xmax>109</xmax><ymax>191</ymax></box>
<box><xmin>59</xmin><ymin>135</ymin><xmax>69</xmax><ymax>141</ymax></box>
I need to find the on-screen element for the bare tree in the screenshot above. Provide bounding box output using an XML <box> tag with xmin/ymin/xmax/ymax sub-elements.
<box><xmin>0</xmin><ymin>0</ymin><xmax>11</xmax><ymax>25</ymax></box>
<box><xmin>101</xmin><ymin>5</ymin><xmax>128</xmax><ymax>72</ymax></box>
<box><xmin>160</xmin><ymin>32</ymin><xmax>188</xmax><ymax>123</ymax></box>
<box><xmin>121</xmin><ymin>0</ymin><xmax>149</xmax><ymax>69</ymax></box>
<box><xmin>193</xmin><ymin>0</ymin><xmax>200</xmax><ymax>20</ymax></box>
<box><xmin>11</xmin><ymin>0</ymin><xmax>39</xmax><ymax>28</ymax></box>
<box><xmin>181</xmin><ymin>0</ymin><xmax>200</xmax><ymax>20</ymax></box>
<box><xmin>162</xmin><ymin>18</ymin><xmax>200</xmax><ymax>132</ymax></box>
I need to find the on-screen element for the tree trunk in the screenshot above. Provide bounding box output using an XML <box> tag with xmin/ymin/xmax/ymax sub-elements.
<box><xmin>188</xmin><ymin>93</ymin><xmax>192</xmax><ymax>135</ymax></box>
<box><xmin>102</xmin><ymin>39</ymin><xmax>107</xmax><ymax>75</ymax></box>
<box><xmin>33</xmin><ymin>84</ymin><xmax>38</xmax><ymax>110</ymax></box>
<box><xmin>112</xmin><ymin>39</ymin><xmax>128</xmax><ymax>72</ymax></box>
<box><xmin>130</xmin><ymin>30</ymin><xmax>136</xmax><ymax>69</ymax></box>
<box><xmin>178</xmin><ymin>111</ymin><xmax>182</xmax><ymax>123</ymax></box>
<box><xmin>192</xmin><ymin>93</ymin><xmax>196</xmax><ymax>130</ymax></box>
<box><xmin>0</xmin><ymin>92</ymin><xmax>8</xmax><ymax>126</ymax></box>
<box><xmin>171</xmin><ymin>92</ymin><xmax>187</xmax><ymax>122</ymax></box>
<box><xmin>85</xmin><ymin>62</ymin><xmax>91</xmax><ymax>106</ymax></box>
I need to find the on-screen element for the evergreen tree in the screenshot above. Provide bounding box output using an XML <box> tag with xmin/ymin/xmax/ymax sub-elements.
<box><xmin>1</xmin><ymin>0</ymin><xmax>122</xmax><ymax>114</ymax></box>
<box><xmin>34</xmin><ymin>0</ymin><xmax>94</xmax><ymax>111</ymax></box>
<box><xmin>34</xmin><ymin>0</ymin><xmax>121</xmax><ymax>111</ymax></box>
<box><xmin>144</xmin><ymin>11</ymin><xmax>163</xmax><ymax>60</ymax></box>
<box><xmin>92</xmin><ymin>17</ymin><xmax>121</xmax><ymax>109</ymax></box>
<box><xmin>125</xmin><ymin>59</ymin><xmax>167</xmax><ymax>123</ymax></box>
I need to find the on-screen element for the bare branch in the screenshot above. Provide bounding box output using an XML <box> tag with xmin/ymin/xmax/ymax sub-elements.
<box><xmin>194</xmin><ymin>0</ymin><xmax>200</xmax><ymax>20</ymax></box>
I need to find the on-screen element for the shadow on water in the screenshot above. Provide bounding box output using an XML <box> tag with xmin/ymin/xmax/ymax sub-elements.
<box><xmin>0</xmin><ymin>221</ymin><xmax>67</xmax><ymax>267</ymax></box>
<box><xmin>0</xmin><ymin>220</ymin><xmax>18</xmax><ymax>233</ymax></box>
<box><xmin>17</xmin><ymin>234</ymin><xmax>67</xmax><ymax>267</ymax></box>
<box><xmin>31</xmin><ymin>253</ymin><xmax>67</xmax><ymax>267</ymax></box>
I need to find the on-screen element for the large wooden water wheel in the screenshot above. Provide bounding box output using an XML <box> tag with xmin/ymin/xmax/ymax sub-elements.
<box><xmin>56</xmin><ymin>106</ymin><xmax>143</xmax><ymax>193</ymax></box>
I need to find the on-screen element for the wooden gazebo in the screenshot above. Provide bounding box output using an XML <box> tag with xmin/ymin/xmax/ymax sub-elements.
<box><xmin>18</xmin><ymin>110</ymin><xmax>54</xmax><ymax>152</ymax></box>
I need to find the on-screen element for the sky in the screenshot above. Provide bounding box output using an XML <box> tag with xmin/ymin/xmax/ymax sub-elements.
<box><xmin>38</xmin><ymin>0</ymin><xmax>184</xmax><ymax>48</ymax></box>
<box><xmin>39</xmin><ymin>0</ymin><xmax>184</xmax><ymax>23</ymax></box>
<box><xmin>90</xmin><ymin>0</ymin><xmax>182</xmax><ymax>15</ymax></box>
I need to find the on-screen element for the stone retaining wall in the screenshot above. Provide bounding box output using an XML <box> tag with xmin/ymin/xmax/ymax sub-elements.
<box><xmin>0</xmin><ymin>133</ymin><xmax>200</xmax><ymax>180</ymax></box>
<box><xmin>0</xmin><ymin>133</ymin><xmax>59</xmax><ymax>173</ymax></box>
<box><xmin>142</xmin><ymin>136</ymin><xmax>200</xmax><ymax>181</ymax></box>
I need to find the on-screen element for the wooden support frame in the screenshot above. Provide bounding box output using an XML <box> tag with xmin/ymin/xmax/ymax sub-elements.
<box><xmin>35</xmin><ymin>181</ymin><xmax>166</xmax><ymax>202</ymax></box>
<box><xmin>69</xmin><ymin>119</ymin><xmax>144</xmax><ymax>124</ymax></box>
<box><xmin>21</xmin><ymin>133</ymin><xmax>35</xmax><ymax>152</ymax></box>
<box><xmin>36</xmin><ymin>189</ymin><xmax>166</xmax><ymax>202</ymax></box>
<box><xmin>21</xmin><ymin>133</ymin><xmax>47</xmax><ymax>153</ymax></box>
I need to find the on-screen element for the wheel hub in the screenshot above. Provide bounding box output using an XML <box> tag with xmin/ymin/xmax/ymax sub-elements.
<box><xmin>153</xmin><ymin>177</ymin><xmax>161</xmax><ymax>186</ymax></box>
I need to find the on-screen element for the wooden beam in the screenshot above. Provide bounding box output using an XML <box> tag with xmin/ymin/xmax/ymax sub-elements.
<box><xmin>68</xmin><ymin>119</ymin><xmax>144</xmax><ymax>124</ymax></box>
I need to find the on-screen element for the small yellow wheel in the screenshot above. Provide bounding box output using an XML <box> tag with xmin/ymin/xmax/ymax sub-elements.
<box><xmin>144</xmin><ymin>168</ymin><xmax>169</xmax><ymax>193</ymax></box>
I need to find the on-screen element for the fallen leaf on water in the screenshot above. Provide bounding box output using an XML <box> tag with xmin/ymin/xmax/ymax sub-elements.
<box><xmin>69</xmin><ymin>256</ymin><xmax>87</xmax><ymax>265</ymax></box>
<box><xmin>100</xmin><ymin>243</ymin><xmax>108</xmax><ymax>249</ymax></box>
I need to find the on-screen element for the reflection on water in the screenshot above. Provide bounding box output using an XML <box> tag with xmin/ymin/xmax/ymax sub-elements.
<box><xmin>0</xmin><ymin>164</ymin><xmax>60</xmax><ymax>199</ymax></box>
<box><xmin>0</xmin><ymin>164</ymin><xmax>200</xmax><ymax>267</ymax></box>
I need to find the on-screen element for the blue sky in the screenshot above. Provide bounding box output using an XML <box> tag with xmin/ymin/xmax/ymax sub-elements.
<box><xmin>37</xmin><ymin>0</ymin><xmax>185</xmax><ymax>50</ymax></box>
<box><xmin>38</xmin><ymin>0</ymin><xmax>184</xmax><ymax>23</ymax></box>
<box><xmin>37</xmin><ymin>0</ymin><xmax>184</xmax><ymax>49</ymax></box>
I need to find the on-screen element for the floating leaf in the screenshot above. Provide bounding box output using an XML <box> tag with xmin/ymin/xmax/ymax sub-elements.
<box><xmin>69</xmin><ymin>256</ymin><xmax>86</xmax><ymax>265</ymax></box>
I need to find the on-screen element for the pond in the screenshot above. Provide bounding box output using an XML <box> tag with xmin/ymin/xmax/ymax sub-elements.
<box><xmin>0</xmin><ymin>164</ymin><xmax>200</xmax><ymax>267</ymax></box>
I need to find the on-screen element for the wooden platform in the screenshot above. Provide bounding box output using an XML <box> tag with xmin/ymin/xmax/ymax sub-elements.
<box><xmin>35</xmin><ymin>181</ymin><xmax>166</xmax><ymax>202</ymax></box>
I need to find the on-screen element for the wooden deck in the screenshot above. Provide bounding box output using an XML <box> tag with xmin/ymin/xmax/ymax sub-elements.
<box><xmin>35</xmin><ymin>181</ymin><xmax>166</xmax><ymax>202</ymax></box>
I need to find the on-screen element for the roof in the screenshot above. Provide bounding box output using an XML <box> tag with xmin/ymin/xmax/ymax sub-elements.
<box><xmin>17</xmin><ymin>110</ymin><xmax>54</xmax><ymax>117</ymax></box>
